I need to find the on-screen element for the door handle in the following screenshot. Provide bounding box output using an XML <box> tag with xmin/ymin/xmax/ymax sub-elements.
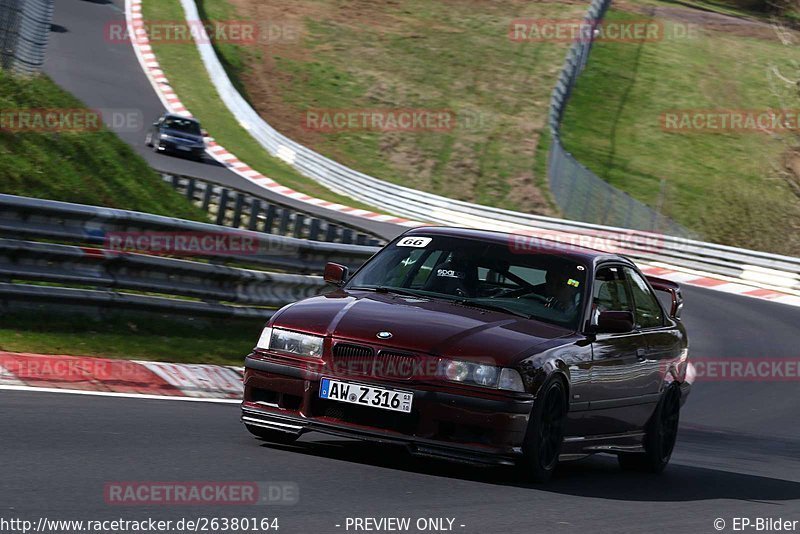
<box><xmin>636</xmin><ymin>348</ymin><xmax>647</xmax><ymax>361</ymax></box>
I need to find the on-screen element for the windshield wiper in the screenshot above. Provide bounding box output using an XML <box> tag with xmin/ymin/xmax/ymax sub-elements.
<box><xmin>453</xmin><ymin>299</ymin><xmax>532</xmax><ymax>319</ymax></box>
<box><xmin>350</xmin><ymin>286</ymin><xmax>425</xmax><ymax>298</ymax></box>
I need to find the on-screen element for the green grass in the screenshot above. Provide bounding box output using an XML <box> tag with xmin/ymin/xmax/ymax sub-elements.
<box><xmin>560</xmin><ymin>7</ymin><xmax>800</xmax><ymax>255</ymax></box>
<box><xmin>152</xmin><ymin>0</ymin><xmax>589</xmax><ymax>215</ymax></box>
<box><xmin>0</xmin><ymin>311</ymin><xmax>262</xmax><ymax>365</ymax></box>
<box><xmin>141</xmin><ymin>0</ymin><xmax>381</xmax><ymax>213</ymax></box>
<box><xmin>0</xmin><ymin>70</ymin><xmax>205</xmax><ymax>220</ymax></box>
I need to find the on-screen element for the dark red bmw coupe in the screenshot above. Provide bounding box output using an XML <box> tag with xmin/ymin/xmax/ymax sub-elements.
<box><xmin>241</xmin><ymin>227</ymin><xmax>691</xmax><ymax>481</ymax></box>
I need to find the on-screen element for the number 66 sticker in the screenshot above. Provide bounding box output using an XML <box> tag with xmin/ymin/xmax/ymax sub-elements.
<box><xmin>396</xmin><ymin>236</ymin><xmax>432</xmax><ymax>248</ymax></box>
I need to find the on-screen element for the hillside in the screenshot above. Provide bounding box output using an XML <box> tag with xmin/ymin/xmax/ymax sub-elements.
<box><xmin>0</xmin><ymin>70</ymin><xmax>205</xmax><ymax>220</ymax></box>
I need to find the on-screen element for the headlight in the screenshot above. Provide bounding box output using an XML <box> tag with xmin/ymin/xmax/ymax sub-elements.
<box><xmin>438</xmin><ymin>359</ymin><xmax>524</xmax><ymax>392</ymax></box>
<box><xmin>256</xmin><ymin>327</ymin><xmax>323</xmax><ymax>358</ymax></box>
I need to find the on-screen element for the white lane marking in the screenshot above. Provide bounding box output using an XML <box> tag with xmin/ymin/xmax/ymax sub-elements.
<box><xmin>0</xmin><ymin>385</ymin><xmax>241</xmax><ymax>403</ymax></box>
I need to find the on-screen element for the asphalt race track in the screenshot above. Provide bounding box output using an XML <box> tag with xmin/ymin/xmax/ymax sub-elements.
<box><xmin>9</xmin><ymin>0</ymin><xmax>799</xmax><ymax>532</ymax></box>
<box><xmin>43</xmin><ymin>0</ymin><xmax>402</xmax><ymax>239</ymax></box>
<box><xmin>3</xmin><ymin>284</ymin><xmax>799</xmax><ymax>533</ymax></box>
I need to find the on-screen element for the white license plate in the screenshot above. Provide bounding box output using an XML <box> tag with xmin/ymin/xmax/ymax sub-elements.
<box><xmin>176</xmin><ymin>145</ymin><xmax>191</xmax><ymax>151</ymax></box>
<box><xmin>319</xmin><ymin>378</ymin><xmax>413</xmax><ymax>413</ymax></box>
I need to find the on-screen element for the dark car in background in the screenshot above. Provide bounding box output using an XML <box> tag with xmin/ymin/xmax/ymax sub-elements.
<box><xmin>241</xmin><ymin>227</ymin><xmax>691</xmax><ymax>482</ymax></box>
<box><xmin>145</xmin><ymin>113</ymin><xmax>206</xmax><ymax>161</ymax></box>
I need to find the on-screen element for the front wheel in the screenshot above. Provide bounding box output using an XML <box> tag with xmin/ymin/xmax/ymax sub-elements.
<box><xmin>518</xmin><ymin>378</ymin><xmax>567</xmax><ymax>483</ymax></box>
<box><xmin>245</xmin><ymin>424</ymin><xmax>298</xmax><ymax>445</ymax></box>
<box><xmin>618</xmin><ymin>385</ymin><xmax>681</xmax><ymax>473</ymax></box>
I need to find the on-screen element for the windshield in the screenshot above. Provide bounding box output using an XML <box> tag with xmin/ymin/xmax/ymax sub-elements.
<box><xmin>162</xmin><ymin>117</ymin><xmax>201</xmax><ymax>135</ymax></box>
<box><xmin>347</xmin><ymin>235</ymin><xmax>587</xmax><ymax>329</ymax></box>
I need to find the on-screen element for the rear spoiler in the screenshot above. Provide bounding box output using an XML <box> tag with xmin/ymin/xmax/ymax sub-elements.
<box><xmin>645</xmin><ymin>276</ymin><xmax>683</xmax><ymax>319</ymax></box>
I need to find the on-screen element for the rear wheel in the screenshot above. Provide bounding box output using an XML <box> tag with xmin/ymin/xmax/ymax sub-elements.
<box><xmin>245</xmin><ymin>424</ymin><xmax>298</xmax><ymax>445</ymax></box>
<box><xmin>518</xmin><ymin>378</ymin><xmax>567</xmax><ymax>483</ymax></box>
<box><xmin>618</xmin><ymin>385</ymin><xmax>681</xmax><ymax>473</ymax></box>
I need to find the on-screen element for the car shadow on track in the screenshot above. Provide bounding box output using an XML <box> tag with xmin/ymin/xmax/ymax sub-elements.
<box><xmin>256</xmin><ymin>438</ymin><xmax>800</xmax><ymax>503</ymax></box>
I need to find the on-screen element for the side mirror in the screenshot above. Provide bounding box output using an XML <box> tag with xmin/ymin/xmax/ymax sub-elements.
<box><xmin>596</xmin><ymin>310</ymin><xmax>635</xmax><ymax>333</ymax></box>
<box><xmin>201</xmin><ymin>129</ymin><xmax>209</xmax><ymax>137</ymax></box>
<box><xmin>323</xmin><ymin>262</ymin><xmax>348</xmax><ymax>286</ymax></box>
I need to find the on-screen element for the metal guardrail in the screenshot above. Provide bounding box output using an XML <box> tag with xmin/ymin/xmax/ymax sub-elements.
<box><xmin>0</xmin><ymin>193</ymin><xmax>378</xmax><ymax>274</ymax></box>
<box><xmin>0</xmin><ymin>194</ymin><xmax>798</xmax><ymax>323</ymax></box>
<box><xmin>0</xmin><ymin>194</ymin><xmax>379</xmax><ymax>319</ymax></box>
<box><xmin>159</xmin><ymin>171</ymin><xmax>384</xmax><ymax>246</ymax></box>
<box><xmin>0</xmin><ymin>0</ymin><xmax>53</xmax><ymax>75</ymax></box>
<box><xmin>0</xmin><ymin>237</ymin><xmax>327</xmax><ymax>318</ymax></box>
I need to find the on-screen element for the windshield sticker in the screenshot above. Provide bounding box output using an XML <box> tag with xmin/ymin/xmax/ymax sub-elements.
<box><xmin>567</xmin><ymin>279</ymin><xmax>580</xmax><ymax>287</ymax></box>
<box><xmin>437</xmin><ymin>269</ymin><xmax>465</xmax><ymax>279</ymax></box>
<box><xmin>396</xmin><ymin>237</ymin><xmax>432</xmax><ymax>248</ymax></box>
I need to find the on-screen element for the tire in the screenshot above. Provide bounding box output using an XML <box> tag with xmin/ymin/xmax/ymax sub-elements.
<box><xmin>618</xmin><ymin>385</ymin><xmax>681</xmax><ymax>473</ymax></box>
<box><xmin>245</xmin><ymin>424</ymin><xmax>298</xmax><ymax>445</ymax></box>
<box><xmin>518</xmin><ymin>378</ymin><xmax>567</xmax><ymax>483</ymax></box>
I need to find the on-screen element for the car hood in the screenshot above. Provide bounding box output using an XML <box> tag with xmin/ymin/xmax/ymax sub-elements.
<box><xmin>160</xmin><ymin>128</ymin><xmax>203</xmax><ymax>143</ymax></box>
<box><xmin>271</xmin><ymin>290</ymin><xmax>575</xmax><ymax>367</ymax></box>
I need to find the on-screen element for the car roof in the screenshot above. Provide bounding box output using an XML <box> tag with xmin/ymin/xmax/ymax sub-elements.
<box><xmin>402</xmin><ymin>226</ymin><xmax>632</xmax><ymax>267</ymax></box>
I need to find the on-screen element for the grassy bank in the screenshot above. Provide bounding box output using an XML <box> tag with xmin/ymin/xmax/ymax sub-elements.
<box><xmin>140</xmin><ymin>0</ymin><xmax>381</xmax><ymax>213</ymax></box>
<box><xmin>0</xmin><ymin>311</ymin><xmax>262</xmax><ymax>365</ymax></box>
<box><xmin>560</xmin><ymin>6</ymin><xmax>800</xmax><ymax>254</ymax></box>
<box><xmin>0</xmin><ymin>70</ymin><xmax>205</xmax><ymax>220</ymax></box>
<box><xmin>146</xmin><ymin>0</ymin><xmax>587</xmax><ymax>216</ymax></box>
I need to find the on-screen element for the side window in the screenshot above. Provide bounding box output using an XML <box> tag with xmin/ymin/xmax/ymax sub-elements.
<box><xmin>593</xmin><ymin>266</ymin><xmax>633</xmax><ymax>314</ymax></box>
<box><xmin>624</xmin><ymin>268</ymin><xmax>664</xmax><ymax>328</ymax></box>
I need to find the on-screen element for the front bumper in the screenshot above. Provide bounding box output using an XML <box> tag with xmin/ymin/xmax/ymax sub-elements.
<box><xmin>242</xmin><ymin>356</ymin><xmax>534</xmax><ymax>466</ymax></box>
<box><xmin>157</xmin><ymin>139</ymin><xmax>205</xmax><ymax>157</ymax></box>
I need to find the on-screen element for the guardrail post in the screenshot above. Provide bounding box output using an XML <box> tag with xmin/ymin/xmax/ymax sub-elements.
<box><xmin>186</xmin><ymin>178</ymin><xmax>196</xmax><ymax>201</ymax></box>
<box><xmin>201</xmin><ymin>183</ymin><xmax>213</xmax><ymax>212</ymax></box>
<box><xmin>216</xmin><ymin>188</ymin><xmax>230</xmax><ymax>226</ymax></box>
<box><xmin>293</xmin><ymin>214</ymin><xmax>305</xmax><ymax>239</ymax></box>
<box><xmin>324</xmin><ymin>224</ymin><xmax>338</xmax><ymax>242</ymax></box>
<box><xmin>278</xmin><ymin>208</ymin><xmax>291</xmax><ymax>235</ymax></box>
<box><xmin>232</xmin><ymin>193</ymin><xmax>245</xmax><ymax>228</ymax></box>
<box><xmin>263</xmin><ymin>204</ymin><xmax>276</xmax><ymax>234</ymax></box>
<box><xmin>248</xmin><ymin>199</ymin><xmax>261</xmax><ymax>231</ymax></box>
<box><xmin>171</xmin><ymin>173</ymin><xmax>180</xmax><ymax>190</ymax></box>
<box><xmin>342</xmin><ymin>229</ymin><xmax>354</xmax><ymax>244</ymax></box>
<box><xmin>308</xmin><ymin>219</ymin><xmax>321</xmax><ymax>241</ymax></box>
